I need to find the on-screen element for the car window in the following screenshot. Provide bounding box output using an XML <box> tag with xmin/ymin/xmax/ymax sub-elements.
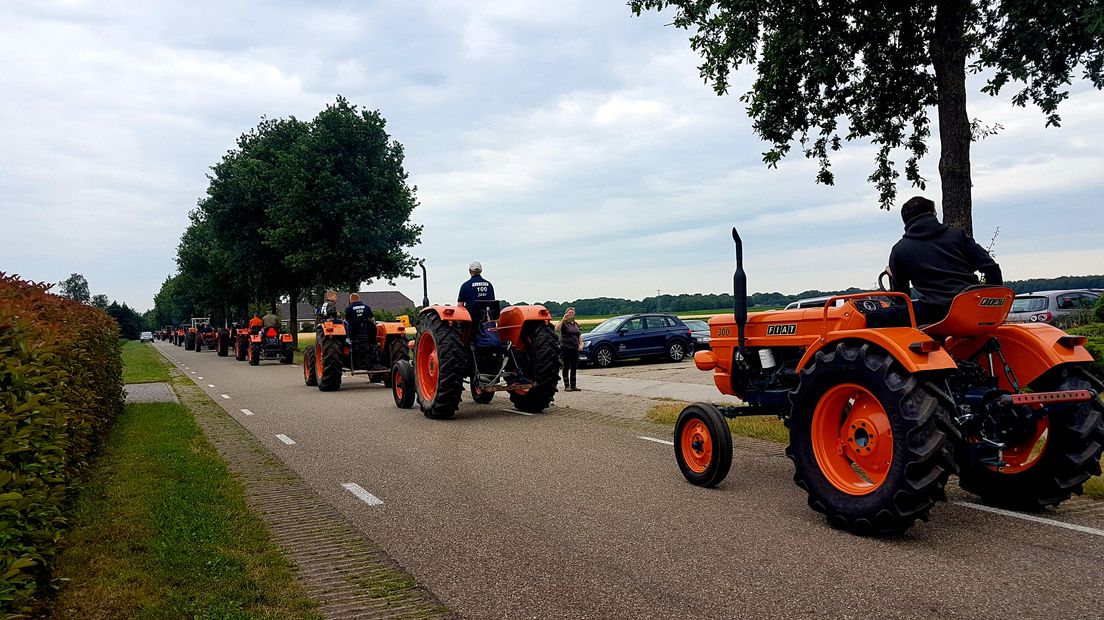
<box><xmin>1056</xmin><ymin>294</ymin><xmax>1080</xmax><ymax>310</ymax></box>
<box><xmin>1011</xmin><ymin>297</ymin><xmax>1047</xmax><ymax>312</ymax></box>
<box><xmin>1077</xmin><ymin>294</ymin><xmax>1098</xmax><ymax>309</ymax></box>
<box><xmin>621</xmin><ymin>318</ymin><xmax>643</xmax><ymax>332</ymax></box>
<box><xmin>589</xmin><ymin>318</ymin><xmax>622</xmax><ymax>334</ymax></box>
<box><xmin>644</xmin><ymin>316</ymin><xmax>671</xmax><ymax>330</ymax></box>
<box><xmin>683</xmin><ymin>320</ymin><xmax>709</xmax><ymax>331</ymax></box>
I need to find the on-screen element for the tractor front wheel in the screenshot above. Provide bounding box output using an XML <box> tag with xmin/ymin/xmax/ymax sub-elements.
<box><xmin>415</xmin><ymin>313</ymin><xmax>466</xmax><ymax>419</ymax></box>
<box><xmin>787</xmin><ymin>341</ymin><xmax>957</xmax><ymax>535</ymax></box>
<box><xmin>508</xmin><ymin>323</ymin><xmax>562</xmax><ymax>413</ymax></box>
<box><xmin>317</xmin><ymin>337</ymin><xmax>343</xmax><ymax>391</ymax></box>
<box><xmin>471</xmin><ymin>380</ymin><xmax>495</xmax><ymax>404</ymax></box>
<box><xmin>675</xmin><ymin>403</ymin><xmax>733</xmax><ymax>487</ymax></box>
<box><xmin>958</xmin><ymin>366</ymin><xmax>1104</xmax><ymax>510</ymax></box>
<box><xmin>303</xmin><ymin>346</ymin><xmax>317</xmax><ymax>386</ymax></box>
<box><xmin>392</xmin><ymin>360</ymin><xmax>416</xmax><ymax>409</ymax></box>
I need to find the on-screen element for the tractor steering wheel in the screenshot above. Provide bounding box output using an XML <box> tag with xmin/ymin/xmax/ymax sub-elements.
<box><xmin>878</xmin><ymin>269</ymin><xmax>892</xmax><ymax>292</ymax></box>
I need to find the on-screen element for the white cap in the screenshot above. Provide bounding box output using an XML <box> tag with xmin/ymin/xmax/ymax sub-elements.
<box><xmin>468</xmin><ymin>261</ymin><xmax>482</xmax><ymax>273</ymax></box>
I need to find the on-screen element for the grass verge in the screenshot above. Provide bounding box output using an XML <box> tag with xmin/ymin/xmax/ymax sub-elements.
<box><xmin>46</xmin><ymin>401</ymin><xmax>320</xmax><ymax>619</ymax></box>
<box><xmin>121</xmin><ymin>340</ymin><xmax>172</xmax><ymax>383</ymax></box>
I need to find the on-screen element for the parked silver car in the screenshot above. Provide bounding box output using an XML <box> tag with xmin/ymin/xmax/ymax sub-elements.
<box><xmin>1006</xmin><ymin>289</ymin><xmax>1100</xmax><ymax>326</ymax></box>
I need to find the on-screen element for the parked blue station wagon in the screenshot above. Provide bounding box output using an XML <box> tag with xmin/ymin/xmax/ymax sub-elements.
<box><xmin>580</xmin><ymin>313</ymin><xmax>693</xmax><ymax>368</ymax></box>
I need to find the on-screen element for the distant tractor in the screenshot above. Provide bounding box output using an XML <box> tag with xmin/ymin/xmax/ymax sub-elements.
<box><xmin>677</xmin><ymin>228</ymin><xmax>1102</xmax><ymax>535</ymax></box>
<box><xmin>248</xmin><ymin>324</ymin><xmax>294</xmax><ymax>366</ymax></box>
<box><xmin>303</xmin><ymin>314</ymin><xmax>410</xmax><ymax>391</ymax></box>
<box><xmin>391</xmin><ymin>262</ymin><xmax>561</xmax><ymax>418</ymax></box>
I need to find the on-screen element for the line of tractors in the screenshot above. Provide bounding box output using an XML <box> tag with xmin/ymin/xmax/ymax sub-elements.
<box><xmin>154</xmin><ymin>317</ymin><xmax>294</xmax><ymax>365</ymax></box>
<box><xmin>151</xmin><ymin>244</ymin><xmax>1102</xmax><ymax>536</ymax></box>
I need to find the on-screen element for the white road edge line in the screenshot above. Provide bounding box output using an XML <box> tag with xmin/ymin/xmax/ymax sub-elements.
<box><xmin>276</xmin><ymin>434</ymin><xmax>296</xmax><ymax>445</ymax></box>
<box><xmin>221</xmin><ymin>394</ymin><xmax>231</xmax><ymax>400</ymax></box>
<box><xmin>955</xmin><ymin>501</ymin><xmax>1104</xmax><ymax>538</ymax></box>
<box><xmin>500</xmin><ymin>408</ymin><xmax>535</xmax><ymax>416</ymax></box>
<box><xmin>208</xmin><ymin>384</ymin><xmax>215</xmax><ymax>388</ymax></box>
<box><xmin>638</xmin><ymin>436</ymin><xmax>675</xmax><ymax>446</ymax></box>
<box><xmin>342</xmin><ymin>482</ymin><xmax>384</xmax><ymax>507</ymax></box>
<box><xmin>240</xmin><ymin>409</ymin><xmax>254</xmax><ymax>416</ymax></box>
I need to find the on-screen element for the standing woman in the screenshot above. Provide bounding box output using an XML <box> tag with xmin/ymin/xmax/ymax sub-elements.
<box><xmin>556</xmin><ymin>307</ymin><xmax>582</xmax><ymax>391</ymax></box>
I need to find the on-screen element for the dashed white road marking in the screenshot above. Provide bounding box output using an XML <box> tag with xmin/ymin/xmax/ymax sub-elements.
<box><xmin>221</xmin><ymin>394</ymin><xmax>231</xmax><ymax>400</ymax></box>
<box><xmin>276</xmin><ymin>433</ymin><xmax>296</xmax><ymax>445</ymax></box>
<box><xmin>240</xmin><ymin>409</ymin><xmax>254</xmax><ymax>416</ymax></box>
<box><xmin>638</xmin><ymin>436</ymin><xmax>675</xmax><ymax>446</ymax></box>
<box><xmin>208</xmin><ymin>384</ymin><xmax>216</xmax><ymax>388</ymax></box>
<box><xmin>184</xmin><ymin>366</ymin><xmax>190</xmax><ymax>370</ymax></box>
<box><xmin>190</xmin><ymin>371</ymin><xmax>196</xmax><ymax>374</ymax></box>
<box><xmin>197</xmin><ymin>376</ymin><xmax>203</xmax><ymax>380</ymax></box>
<box><xmin>955</xmin><ymin>501</ymin><xmax>1104</xmax><ymax>538</ymax></box>
<box><xmin>500</xmin><ymin>408</ymin><xmax>535</xmax><ymax>416</ymax></box>
<box><xmin>342</xmin><ymin>482</ymin><xmax>384</xmax><ymax>506</ymax></box>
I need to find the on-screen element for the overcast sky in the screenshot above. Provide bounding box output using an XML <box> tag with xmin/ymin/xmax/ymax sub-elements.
<box><xmin>2</xmin><ymin>0</ymin><xmax>1102</xmax><ymax>311</ymax></box>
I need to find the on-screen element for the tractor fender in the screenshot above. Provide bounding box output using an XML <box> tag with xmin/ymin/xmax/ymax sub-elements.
<box><xmin>497</xmin><ymin>305</ymin><xmax>554</xmax><ymax>351</ymax></box>
<box><xmin>945</xmin><ymin>323</ymin><xmax>1094</xmax><ymax>390</ymax></box>
<box><xmin>375</xmin><ymin>321</ymin><xmax>408</xmax><ymax>349</ymax></box>
<box><xmin>419</xmin><ymin>305</ymin><xmax>472</xmax><ymax>324</ymax></box>
<box><xmin>796</xmin><ymin>327</ymin><xmax>958</xmax><ymax>375</ymax></box>
<box><xmin>319</xmin><ymin>320</ymin><xmax>347</xmax><ymax>337</ymax></box>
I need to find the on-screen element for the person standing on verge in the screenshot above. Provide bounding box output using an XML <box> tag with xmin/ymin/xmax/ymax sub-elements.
<box><xmin>556</xmin><ymin>307</ymin><xmax>582</xmax><ymax>391</ymax></box>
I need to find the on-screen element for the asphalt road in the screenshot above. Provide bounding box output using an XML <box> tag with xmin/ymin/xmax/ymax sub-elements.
<box><xmin>154</xmin><ymin>341</ymin><xmax>1104</xmax><ymax>619</ymax></box>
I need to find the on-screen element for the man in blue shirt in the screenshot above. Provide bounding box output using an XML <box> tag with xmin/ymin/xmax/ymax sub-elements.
<box><xmin>457</xmin><ymin>261</ymin><xmax>495</xmax><ymax>308</ymax></box>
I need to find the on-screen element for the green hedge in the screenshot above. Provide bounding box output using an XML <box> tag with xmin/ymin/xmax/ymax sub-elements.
<box><xmin>0</xmin><ymin>273</ymin><xmax>124</xmax><ymax>615</ymax></box>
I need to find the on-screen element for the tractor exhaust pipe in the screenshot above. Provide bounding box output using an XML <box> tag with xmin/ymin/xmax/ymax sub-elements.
<box><xmin>732</xmin><ymin>227</ymin><xmax>747</xmax><ymax>357</ymax></box>
<box><xmin>419</xmin><ymin>259</ymin><xmax>429</xmax><ymax>307</ymax></box>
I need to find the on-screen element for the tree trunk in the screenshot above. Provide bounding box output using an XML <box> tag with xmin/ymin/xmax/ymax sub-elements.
<box><xmin>932</xmin><ymin>0</ymin><xmax>973</xmax><ymax>235</ymax></box>
<box><xmin>289</xmin><ymin>287</ymin><xmax>299</xmax><ymax>347</ymax></box>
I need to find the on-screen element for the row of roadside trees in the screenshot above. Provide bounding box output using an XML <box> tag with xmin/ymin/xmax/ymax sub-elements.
<box><xmin>149</xmin><ymin>97</ymin><xmax>422</xmax><ymax>344</ymax></box>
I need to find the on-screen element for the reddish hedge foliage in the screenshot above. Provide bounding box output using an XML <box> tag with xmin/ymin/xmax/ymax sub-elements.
<box><xmin>0</xmin><ymin>273</ymin><xmax>124</xmax><ymax>615</ymax></box>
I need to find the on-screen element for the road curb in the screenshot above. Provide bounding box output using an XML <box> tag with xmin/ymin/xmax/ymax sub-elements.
<box><xmin>160</xmin><ymin>350</ymin><xmax>450</xmax><ymax>620</ymax></box>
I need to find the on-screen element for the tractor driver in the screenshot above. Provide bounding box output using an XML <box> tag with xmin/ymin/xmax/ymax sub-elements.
<box><xmin>345</xmin><ymin>293</ymin><xmax>376</xmax><ymax>359</ymax></box>
<box><xmin>262</xmin><ymin>309</ymin><xmax>280</xmax><ymax>330</ymax></box>
<box><xmin>865</xmin><ymin>196</ymin><xmax>1003</xmax><ymax>328</ymax></box>
<box><xmin>457</xmin><ymin>261</ymin><xmax>495</xmax><ymax>309</ymax></box>
<box><xmin>318</xmin><ymin>290</ymin><xmax>339</xmax><ymax>320</ymax></box>
<box><xmin>248</xmin><ymin>313</ymin><xmax>263</xmax><ymax>333</ymax></box>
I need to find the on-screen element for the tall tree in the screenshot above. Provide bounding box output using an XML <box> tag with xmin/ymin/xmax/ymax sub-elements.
<box><xmin>90</xmin><ymin>294</ymin><xmax>110</xmax><ymax>310</ymax></box>
<box><xmin>58</xmin><ymin>273</ymin><xmax>90</xmax><ymax>303</ymax></box>
<box><xmin>105</xmin><ymin>301</ymin><xmax>142</xmax><ymax>339</ymax></box>
<box><xmin>630</xmin><ymin>0</ymin><xmax>1104</xmax><ymax>234</ymax></box>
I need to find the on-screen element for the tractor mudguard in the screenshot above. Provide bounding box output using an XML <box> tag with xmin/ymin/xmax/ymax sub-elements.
<box><xmin>280</xmin><ymin>334</ymin><xmax>292</xmax><ymax>343</ymax></box>
<box><xmin>795</xmin><ymin>327</ymin><xmax>958</xmax><ymax>375</ymax></box>
<box><xmin>375</xmin><ymin>321</ymin><xmax>408</xmax><ymax>350</ymax></box>
<box><xmin>496</xmin><ymin>305</ymin><xmax>554</xmax><ymax>351</ymax></box>
<box><xmin>250</xmin><ymin>334</ymin><xmax>261</xmax><ymax>343</ymax></box>
<box><xmin>319</xmin><ymin>321</ymin><xmax>347</xmax><ymax>337</ymax></box>
<box><xmin>945</xmin><ymin>323</ymin><xmax>1094</xmax><ymax>390</ymax></box>
<box><xmin>419</xmin><ymin>305</ymin><xmax>472</xmax><ymax>324</ymax></box>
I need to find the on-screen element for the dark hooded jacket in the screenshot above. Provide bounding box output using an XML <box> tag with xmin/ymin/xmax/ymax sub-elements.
<box><xmin>888</xmin><ymin>213</ymin><xmax>1002</xmax><ymax>312</ymax></box>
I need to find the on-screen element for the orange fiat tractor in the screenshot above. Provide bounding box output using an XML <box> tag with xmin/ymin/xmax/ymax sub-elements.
<box><xmin>248</xmin><ymin>324</ymin><xmax>294</xmax><ymax>366</ymax></box>
<box><xmin>677</xmin><ymin>229</ymin><xmax>1102</xmax><ymax>535</ymax></box>
<box><xmin>390</xmin><ymin>262</ymin><xmax>562</xmax><ymax>418</ymax></box>
<box><xmin>303</xmin><ymin>313</ymin><xmax>410</xmax><ymax>391</ymax></box>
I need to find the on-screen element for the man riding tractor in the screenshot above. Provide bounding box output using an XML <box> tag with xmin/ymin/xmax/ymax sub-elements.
<box><xmin>303</xmin><ymin>291</ymin><xmax>410</xmax><ymax>391</ymax></box>
<box><xmin>247</xmin><ymin>313</ymin><xmax>294</xmax><ymax>366</ymax></box>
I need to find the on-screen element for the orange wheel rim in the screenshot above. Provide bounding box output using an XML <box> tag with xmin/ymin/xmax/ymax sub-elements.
<box><xmin>416</xmin><ymin>333</ymin><xmax>438</xmax><ymax>401</ymax></box>
<box><xmin>681</xmin><ymin>419</ymin><xmax>713</xmax><ymax>474</ymax></box>
<box><xmin>303</xmin><ymin>357</ymin><xmax>309</xmax><ymax>380</ymax></box>
<box><xmin>394</xmin><ymin>369</ymin><xmax>403</xmax><ymax>400</ymax></box>
<box><xmin>811</xmin><ymin>383</ymin><xmax>893</xmax><ymax>495</ymax></box>
<box><xmin>996</xmin><ymin>417</ymin><xmax>1048</xmax><ymax>474</ymax></box>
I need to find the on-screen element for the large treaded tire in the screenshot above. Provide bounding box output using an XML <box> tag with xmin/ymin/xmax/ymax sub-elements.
<box><xmin>185</xmin><ymin>332</ymin><xmax>196</xmax><ymax>351</ymax></box>
<box><xmin>248</xmin><ymin>344</ymin><xmax>260</xmax><ymax>366</ymax></box>
<box><xmin>303</xmin><ymin>346</ymin><xmax>317</xmax><ymax>386</ymax></box>
<box><xmin>235</xmin><ymin>335</ymin><xmax>248</xmax><ymax>361</ymax></box>
<box><xmin>381</xmin><ymin>337</ymin><xmax>408</xmax><ymax>388</ymax></box>
<box><xmin>787</xmin><ymin>341</ymin><xmax>957</xmax><ymax>535</ymax></box>
<box><xmin>317</xmin><ymin>337</ymin><xmax>343</xmax><ymax>392</ymax></box>
<box><xmin>217</xmin><ymin>330</ymin><xmax>230</xmax><ymax>357</ymax></box>
<box><xmin>958</xmin><ymin>365</ymin><xmax>1104</xmax><ymax>510</ymax></box>
<box><xmin>416</xmin><ymin>313</ymin><xmax>466</xmax><ymax>419</ymax></box>
<box><xmin>508</xmin><ymin>323</ymin><xmax>562</xmax><ymax>413</ymax></box>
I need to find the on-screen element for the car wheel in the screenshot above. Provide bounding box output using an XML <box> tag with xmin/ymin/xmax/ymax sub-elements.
<box><xmin>594</xmin><ymin>345</ymin><xmax>615</xmax><ymax>368</ymax></box>
<box><xmin>667</xmin><ymin>339</ymin><xmax>687</xmax><ymax>362</ymax></box>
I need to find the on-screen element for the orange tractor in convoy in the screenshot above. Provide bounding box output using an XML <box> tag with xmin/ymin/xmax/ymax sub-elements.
<box><xmin>390</xmin><ymin>262</ymin><xmax>562</xmax><ymax>418</ymax></box>
<box><xmin>303</xmin><ymin>312</ymin><xmax>410</xmax><ymax>391</ymax></box>
<box><xmin>678</xmin><ymin>229</ymin><xmax>1103</xmax><ymax>534</ymax></box>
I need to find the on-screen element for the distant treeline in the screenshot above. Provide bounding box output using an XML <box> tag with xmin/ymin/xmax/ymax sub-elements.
<box><xmin>509</xmin><ymin>275</ymin><xmax>1104</xmax><ymax>317</ymax></box>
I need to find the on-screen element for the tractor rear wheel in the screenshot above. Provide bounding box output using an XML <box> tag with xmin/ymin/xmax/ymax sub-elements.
<box><xmin>185</xmin><ymin>333</ymin><xmax>195</xmax><ymax>350</ymax></box>
<box><xmin>235</xmin><ymin>336</ymin><xmax>247</xmax><ymax>361</ymax></box>
<box><xmin>382</xmin><ymin>337</ymin><xmax>408</xmax><ymax>388</ymax></box>
<box><xmin>217</xmin><ymin>330</ymin><xmax>229</xmax><ymax>357</ymax></box>
<box><xmin>392</xmin><ymin>360</ymin><xmax>416</xmax><ymax>409</ymax></box>
<box><xmin>508</xmin><ymin>323</ymin><xmax>561</xmax><ymax>413</ymax></box>
<box><xmin>279</xmin><ymin>343</ymin><xmax>293</xmax><ymax>364</ymax></box>
<box><xmin>958</xmin><ymin>366</ymin><xmax>1104</xmax><ymax>510</ymax></box>
<box><xmin>248</xmin><ymin>344</ymin><xmax>260</xmax><ymax>366</ymax></box>
<box><xmin>675</xmin><ymin>403</ymin><xmax>733</xmax><ymax>487</ymax></box>
<box><xmin>787</xmin><ymin>341</ymin><xmax>957</xmax><ymax>535</ymax></box>
<box><xmin>303</xmin><ymin>346</ymin><xmax>317</xmax><ymax>386</ymax></box>
<box><xmin>317</xmin><ymin>337</ymin><xmax>343</xmax><ymax>391</ymax></box>
<box><xmin>415</xmin><ymin>313</ymin><xmax>466</xmax><ymax>419</ymax></box>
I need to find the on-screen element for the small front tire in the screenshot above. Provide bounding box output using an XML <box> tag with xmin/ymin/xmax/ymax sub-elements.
<box><xmin>392</xmin><ymin>360</ymin><xmax>416</xmax><ymax>409</ymax></box>
<box><xmin>675</xmin><ymin>404</ymin><xmax>733</xmax><ymax>487</ymax></box>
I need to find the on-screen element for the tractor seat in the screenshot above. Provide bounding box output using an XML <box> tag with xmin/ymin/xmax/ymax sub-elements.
<box><xmin>921</xmin><ymin>286</ymin><xmax>1015</xmax><ymax>339</ymax></box>
<box><xmin>466</xmin><ymin>299</ymin><xmax>502</xmax><ymax>323</ymax></box>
